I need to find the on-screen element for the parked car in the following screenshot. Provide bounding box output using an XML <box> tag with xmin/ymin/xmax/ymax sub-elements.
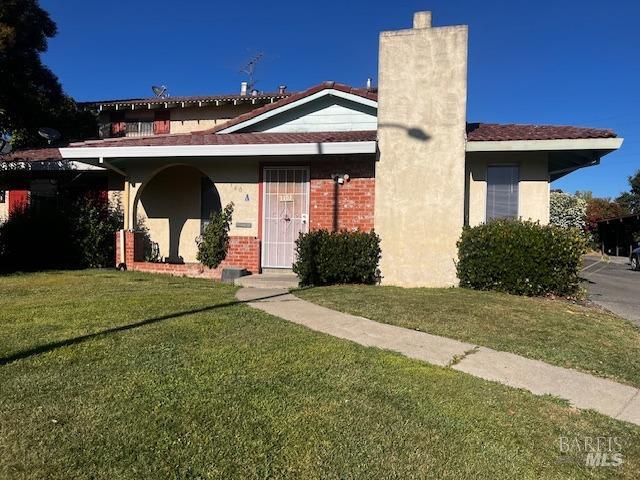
<box><xmin>631</xmin><ymin>247</ymin><xmax>640</xmax><ymax>271</ymax></box>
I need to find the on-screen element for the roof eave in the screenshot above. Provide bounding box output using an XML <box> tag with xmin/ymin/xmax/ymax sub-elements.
<box><xmin>466</xmin><ymin>137</ymin><xmax>623</xmax><ymax>152</ymax></box>
<box><xmin>82</xmin><ymin>94</ymin><xmax>289</xmax><ymax>112</ymax></box>
<box><xmin>59</xmin><ymin>141</ymin><xmax>377</xmax><ymax>160</ymax></box>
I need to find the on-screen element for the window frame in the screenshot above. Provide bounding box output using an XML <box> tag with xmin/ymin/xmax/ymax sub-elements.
<box><xmin>486</xmin><ymin>164</ymin><xmax>520</xmax><ymax>222</ymax></box>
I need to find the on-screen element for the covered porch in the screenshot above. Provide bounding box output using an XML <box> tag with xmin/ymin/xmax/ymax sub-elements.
<box><xmin>59</xmin><ymin>131</ymin><xmax>377</xmax><ymax>278</ymax></box>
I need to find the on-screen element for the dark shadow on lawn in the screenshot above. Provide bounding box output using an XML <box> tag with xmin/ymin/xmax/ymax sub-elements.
<box><xmin>0</xmin><ymin>289</ymin><xmax>297</xmax><ymax>366</ymax></box>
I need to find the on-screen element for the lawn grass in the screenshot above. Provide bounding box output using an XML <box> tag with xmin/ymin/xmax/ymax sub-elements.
<box><xmin>1</xmin><ymin>271</ymin><xmax>639</xmax><ymax>479</ymax></box>
<box><xmin>295</xmin><ymin>285</ymin><xmax>640</xmax><ymax>388</ymax></box>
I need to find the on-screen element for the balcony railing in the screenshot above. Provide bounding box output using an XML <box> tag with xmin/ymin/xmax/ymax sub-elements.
<box><xmin>125</xmin><ymin>121</ymin><xmax>154</xmax><ymax>137</ymax></box>
<box><xmin>99</xmin><ymin>121</ymin><xmax>155</xmax><ymax>138</ymax></box>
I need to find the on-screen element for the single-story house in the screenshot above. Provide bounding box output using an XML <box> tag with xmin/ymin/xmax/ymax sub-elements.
<box><xmin>1</xmin><ymin>12</ymin><xmax>623</xmax><ymax>287</ymax></box>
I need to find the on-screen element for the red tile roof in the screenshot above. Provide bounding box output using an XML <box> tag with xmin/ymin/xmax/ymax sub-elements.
<box><xmin>466</xmin><ymin>123</ymin><xmax>617</xmax><ymax>141</ymax></box>
<box><xmin>1</xmin><ymin>148</ymin><xmax>62</xmax><ymax>162</ymax></box>
<box><xmin>4</xmin><ymin>121</ymin><xmax>619</xmax><ymax>162</ymax></box>
<box><xmin>70</xmin><ymin>130</ymin><xmax>378</xmax><ymax>148</ymax></box>
<box><xmin>1</xmin><ymin>131</ymin><xmax>377</xmax><ymax>162</ymax></box>
<box><xmin>204</xmin><ymin>81</ymin><xmax>379</xmax><ymax>134</ymax></box>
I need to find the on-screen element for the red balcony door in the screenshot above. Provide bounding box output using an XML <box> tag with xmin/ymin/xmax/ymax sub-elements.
<box><xmin>153</xmin><ymin>111</ymin><xmax>170</xmax><ymax>135</ymax></box>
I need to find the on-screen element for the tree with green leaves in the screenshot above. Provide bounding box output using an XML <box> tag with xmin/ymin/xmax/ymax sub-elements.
<box><xmin>549</xmin><ymin>191</ymin><xmax>586</xmax><ymax>229</ymax></box>
<box><xmin>616</xmin><ymin>170</ymin><xmax>640</xmax><ymax>214</ymax></box>
<box><xmin>0</xmin><ymin>0</ymin><xmax>96</xmax><ymax>149</ymax></box>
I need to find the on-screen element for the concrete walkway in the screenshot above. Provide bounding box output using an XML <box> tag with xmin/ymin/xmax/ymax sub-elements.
<box><xmin>237</xmin><ymin>286</ymin><xmax>640</xmax><ymax>426</ymax></box>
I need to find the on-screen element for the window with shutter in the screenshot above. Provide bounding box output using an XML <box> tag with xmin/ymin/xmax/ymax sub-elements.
<box><xmin>154</xmin><ymin>111</ymin><xmax>171</xmax><ymax>135</ymax></box>
<box><xmin>486</xmin><ymin>165</ymin><xmax>519</xmax><ymax>221</ymax></box>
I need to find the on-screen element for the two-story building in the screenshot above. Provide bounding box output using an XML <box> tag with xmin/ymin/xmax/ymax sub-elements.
<box><xmin>1</xmin><ymin>12</ymin><xmax>623</xmax><ymax>287</ymax></box>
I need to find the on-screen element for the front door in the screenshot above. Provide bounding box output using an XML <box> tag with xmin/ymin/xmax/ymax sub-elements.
<box><xmin>262</xmin><ymin>167</ymin><xmax>309</xmax><ymax>269</ymax></box>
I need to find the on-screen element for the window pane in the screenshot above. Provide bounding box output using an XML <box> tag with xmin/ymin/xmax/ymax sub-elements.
<box><xmin>486</xmin><ymin>166</ymin><xmax>519</xmax><ymax>221</ymax></box>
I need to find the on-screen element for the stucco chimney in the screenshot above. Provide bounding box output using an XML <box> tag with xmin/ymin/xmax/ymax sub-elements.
<box><xmin>375</xmin><ymin>12</ymin><xmax>468</xmax><ymax>287</ymax></box>
<box><xmin>240</xmin><ymin>81</ymin><xmax>248</xmax><ymax>96</ymax></box>
<box><xmin>278</xmin><ymin>85</ymin><xmax>287</xmax><ymax>95</ymax></box>
<box><xmin>413</xmin><ymin>11</ymin><xmax>432</xmax><ymax>29</ymax></box>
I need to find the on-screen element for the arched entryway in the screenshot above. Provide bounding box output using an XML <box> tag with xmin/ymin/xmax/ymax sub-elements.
<box><xmin>133</xmin><ymin>165</ymin><xmax>220</xmax><ymax>263</ymax></box>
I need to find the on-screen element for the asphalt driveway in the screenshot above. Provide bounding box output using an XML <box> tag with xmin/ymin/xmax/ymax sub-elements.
<box><xmin>581</xmin><ymin>255</ymin><xmax>640</xmax><ymax>325</ymax></box>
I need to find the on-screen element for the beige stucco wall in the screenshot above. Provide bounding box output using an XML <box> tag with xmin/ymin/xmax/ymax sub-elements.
<box><xmin>169</xmin><ymin>105</ymin><xmax>256</xmax><ymax>134</ymax></box>
<box><xmin>137</xmin><ymin>166</ymin><xmax>203</xmax><ymax>263</ymax></box>
<box><xmin>122</xmin><ymin>158</ymin><xmax>259</xmax><ymax>263</ymax></box>
<box><xmin>465</xmin><ymin>152</ymin><xmax>550</xmax><ymax>226</ymax></box>
<box><xmin>375</xmin><ymin>13</ymin><xmax>468</xmax><ymax>287</ymax></box>
<box><xmin>107</xmin><ymin>171</ymin><xmax>124</xmax><ymax>211</ymax></box>
<box><xmin>0</xmin><ymin>193</ymin><xmax>8</xmax><ymax>221</ymax></box>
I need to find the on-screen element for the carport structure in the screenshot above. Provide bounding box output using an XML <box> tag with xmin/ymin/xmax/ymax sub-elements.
<box><xmin>598</xmin><ymin>213</ymin><xmax>640</xmax><ymax>257</ymax></box>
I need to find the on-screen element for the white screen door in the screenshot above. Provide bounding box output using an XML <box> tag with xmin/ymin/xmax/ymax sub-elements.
<box><xmin>262</xmin><ymin>167</ymin><xmax>310</xmax><ymax>268</ymax></box>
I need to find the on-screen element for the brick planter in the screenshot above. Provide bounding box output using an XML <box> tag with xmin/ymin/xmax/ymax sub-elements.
<box><xmin>114</xmin><ymin>230</ymin><xmax>260</xmax><ymax>280</ymax></box>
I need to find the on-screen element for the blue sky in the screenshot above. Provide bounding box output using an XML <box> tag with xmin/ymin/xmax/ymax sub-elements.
<box><xmin>40</xmin><ymin>0</ymin><xmax>639</xmax><ymax>198</ymax></box>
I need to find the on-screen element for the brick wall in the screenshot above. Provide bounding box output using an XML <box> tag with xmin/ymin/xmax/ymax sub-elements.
<box><xmin>114</xmin><ymin>230</ymin><xmax>140</xmax><ymax>266</ymax></box>
<box><xmin>309</xmin><ymin>156</ymin><xmax>375</xmax><ymax>231</ymax></box>
<box><xmin>115</xmin><ymin>230</ymin><xmax>260</xmax><ymax>279</ymax></box>
<box><xmin>222</xmin><ymin>236</ymin><xmax>261</xmax><ymax>273</ymax></box>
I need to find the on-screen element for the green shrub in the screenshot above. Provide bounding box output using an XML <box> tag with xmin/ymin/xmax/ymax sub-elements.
<box><xmin>196</xmin><ymin>203</ymin><xmax>233</xmax><ymax>269</ymax></box>
<box><xmin>0</xmin><ymin>195</ymin><xmax>123</xmax><ymax>272</ymax></box>
<box><xmin>457</xmin><ymin>220</ymin><xmax>587</xmax><ymax>296</ymax></box>
<box><xmin>293</xmin><ymin>230</ymin><xmax>381</xmax><ymax>286</ymax></box>
<box><xmin>70</xmin><ymin>196</ymin><xmax>123</xmax><ymax>268</ymax></box>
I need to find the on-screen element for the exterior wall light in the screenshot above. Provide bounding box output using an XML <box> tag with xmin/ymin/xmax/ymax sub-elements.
<box><xmin>332</xmin><ymin>173</ymin><xmax>350</xmax><ymax>185</ymax></box>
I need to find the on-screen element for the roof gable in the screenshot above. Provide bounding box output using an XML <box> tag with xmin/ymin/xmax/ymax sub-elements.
<box><xmin>210</xmin><ymin>81</ymin><xmax>378</xmax><ymax>134</ymax></box>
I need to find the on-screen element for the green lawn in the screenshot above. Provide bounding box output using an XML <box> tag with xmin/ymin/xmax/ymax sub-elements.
<box><xmin>295</xmin><ymin>285</ymin><xmax>640</xmax><ymax>388</ymax></box>
<box><xmin>1</xmin><ymin>271</ymin><xmax>639</xmax><ymax>479</ymax></box>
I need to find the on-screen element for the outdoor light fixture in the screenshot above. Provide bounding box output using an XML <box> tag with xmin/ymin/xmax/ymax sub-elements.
<box><xmin>332</xmin><ymin>173</ymin><xmax>350</xmax><ymax>185</ymax></box>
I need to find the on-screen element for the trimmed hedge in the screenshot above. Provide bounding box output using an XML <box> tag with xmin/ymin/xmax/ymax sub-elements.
<box><xmin>457</xmin><ymin>220</ymin><xmax>587</xmax><ymax>296</ymax></box>
<box><xmin>293</xmin><ymin>230</ymin><xmax>381</xmax><ymax>286</ymax></box>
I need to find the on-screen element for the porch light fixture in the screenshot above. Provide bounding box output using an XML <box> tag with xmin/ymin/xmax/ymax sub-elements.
<box><xmin>332</xmin><ymin>173</ymin><xmax>350</xmax><ymax>185</ymax></box>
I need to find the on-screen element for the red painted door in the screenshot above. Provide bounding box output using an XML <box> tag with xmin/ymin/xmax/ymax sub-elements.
<box><xmin>8</xmin><ymin>190</ymin><xmax>29</xmax><ymax>215</ymax></box>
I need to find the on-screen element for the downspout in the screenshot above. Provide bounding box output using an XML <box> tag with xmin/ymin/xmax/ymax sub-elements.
<box><xmin>123</xmin><ymin>179</ymin><xmax>131</xmax><ymax>230</ymax></box>
<box><xmin>333</xmin><ymin>180</ymin><xmax>339</xmax><ymax>232</ymax></box>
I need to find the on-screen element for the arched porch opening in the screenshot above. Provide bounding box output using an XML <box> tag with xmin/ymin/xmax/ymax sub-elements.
<box><xmin>132</xmin><ymin>164</ymin><xmax>221</xmax><ymax>263</ymax></box>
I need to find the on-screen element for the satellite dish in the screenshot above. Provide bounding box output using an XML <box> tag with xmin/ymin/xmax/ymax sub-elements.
<box><xmin>0</xmin><ymin>139</ymin><xmax>11</xmax><ymax>155</ymax></box>
<box><xmin>38</xmin><ymin>127</ymin><xmax>61</xmax><ymax>144</ymax></box>
<box><xmin>151</xmin><ymin>85</ymin><xmax>168</xmax><ymax>98</ymax></box>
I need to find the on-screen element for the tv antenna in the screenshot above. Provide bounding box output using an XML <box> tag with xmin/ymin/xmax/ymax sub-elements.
<box><xmin>151</xmin><ymin>85</ymin><xmax>169</xmax><ymax>98</ymax></box>
<box><xmin>240</xmin><ymin>53</ymin><xmax>263</xmax><ymax>92</ymax></box>
<box><xmin>38</xmin><ymin>127</ymin><xmax>61</xmax><ymax>145</ymax></box>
